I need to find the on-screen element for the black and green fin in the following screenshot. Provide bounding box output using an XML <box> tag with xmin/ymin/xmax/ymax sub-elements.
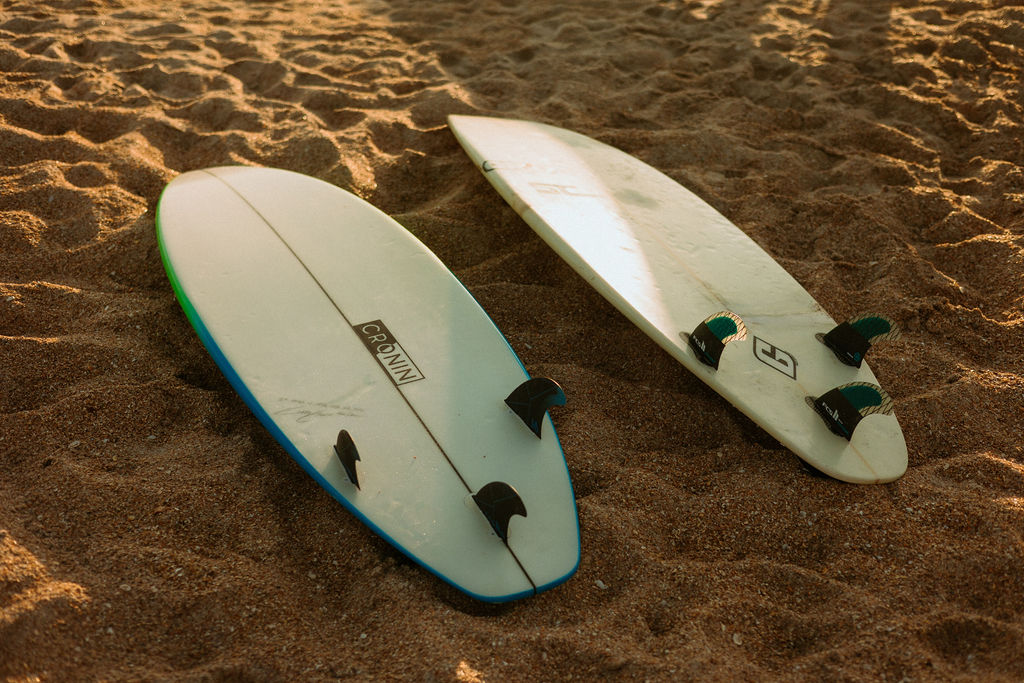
<box><xmin>505</xmin><ymin>377</ymin><xmax>566</xmax><ymax>438</ymax></box>
<box><xmin>806</xmin><ymin>382</ymin><xmax>894</xmax><ymax>440</ymax></box>
<box><xmin>333</xmin><ymin>430</ymin><xmax>361</xmax><ymax>490</ymax></box>
<box><xmin>817</xmin><ymin>314</ymin><xmax>900</xmax><ymax>368</ymax></box>
<box><xmin>682</xmin><ymin>311</ymin><xmax>748</xmax><ymax>370</ymax></box>
<box><xmin>473</xmin><ymin>481</ymin><xmax>527</xmax><ymax>543</ymax></box>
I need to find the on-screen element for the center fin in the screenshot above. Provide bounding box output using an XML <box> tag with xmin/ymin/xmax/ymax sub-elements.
<box><xmin>472</xmin><ymin>481</ymin><xmax>527</xmax><ymax>544</ymax></box>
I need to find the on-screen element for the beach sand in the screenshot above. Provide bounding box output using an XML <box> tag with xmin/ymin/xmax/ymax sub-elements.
<box><xmin>2</xmin><ymin>0</ymin><xmax>1023</xmax><ymax>679</ymax></box>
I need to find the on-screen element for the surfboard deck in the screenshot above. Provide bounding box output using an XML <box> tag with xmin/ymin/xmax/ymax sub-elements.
<box><xmin>448</xmin><ymin>115</ymin><xmax>907</xmax><ymax>484</ymax></box>
<box><xmin>156</xmin><ymin>166</ymin><xmax>580</xmax><ymax>601</ymax></box>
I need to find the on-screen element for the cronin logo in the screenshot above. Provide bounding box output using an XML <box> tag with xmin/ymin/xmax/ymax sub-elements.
<box><xmin>354</xmin><ymin>320</ymin><xmax>425</xmax><ymax>386</ymax></box>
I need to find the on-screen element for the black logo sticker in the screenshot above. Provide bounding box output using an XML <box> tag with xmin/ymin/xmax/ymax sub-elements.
<box><xmin>753</xmin><ymin>336</ymin><xmax>797</xmax><ymax>380</ymax></box>
<box><xmin>481</xmin><ymin>160</ymin><xmax>529</xmax><ymax>173</ymax></box>
<box><xmin>353</xmin><ymin>320</ymin><xmax>425</xmax><ymax>386</ymax></box>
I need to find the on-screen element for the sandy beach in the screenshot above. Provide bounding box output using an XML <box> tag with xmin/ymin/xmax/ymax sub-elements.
<box><xmin>2</xmin><ymin>0</ymin><xmax>1023</xmax><ymax>679</ymax></box>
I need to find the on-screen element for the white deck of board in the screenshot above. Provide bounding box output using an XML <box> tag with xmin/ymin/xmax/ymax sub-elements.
<box><xmin>157</xmin><ymin>166</ymin><xmax>580</xmax><ymax>600</ymax></box>
<box><xmin>449</xmin><ymin>115</ymin><xmax>907</xmax><ymax>484</ymax></box>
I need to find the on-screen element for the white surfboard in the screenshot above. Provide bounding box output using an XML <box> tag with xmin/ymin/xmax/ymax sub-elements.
<box><xmin>156</xmin><ymin>166</ymin><xmax>580</xmax><ymax>601</ymax></box>
<box><xmin>449</xmin><ymin>115</ymin><xmax>907</xmax><ymax>484</ymax></box>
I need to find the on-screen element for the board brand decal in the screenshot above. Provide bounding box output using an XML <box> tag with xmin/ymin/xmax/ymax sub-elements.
<box><xmin>528</xmin><ymin>182</ymin><xmax>598</xmax><ymax>198</ymax></box>
<box><xmin>354</xmin><ymin>320</ymin><xmax>425</xmax><ymax>386</ymax></box>
<box><xmin>274</xmin><ymin>397</ymin><xmax>364</xmax><ymax>423</ymax></box>
<box><xmin>753</xmin><ymin>336</ymin><xmax>797</xmax><ymax>379</ymax></box>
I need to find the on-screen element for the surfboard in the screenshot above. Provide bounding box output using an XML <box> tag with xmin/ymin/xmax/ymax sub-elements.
<box><xmin>448</xmin><ymin>115</ymin><xmax>907</xmax><ymax>484</ymax></box>
<box><xmin>156</xmin><ymin>166</ymin><xmax>580</xmax><ymax>601</ymax></box>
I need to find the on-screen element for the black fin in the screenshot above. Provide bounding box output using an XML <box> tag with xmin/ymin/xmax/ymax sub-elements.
<box><xmin>505</xmin><ymin>377</ymin><xmax>566</xmax><ymax>438</ymax></box>
<box><xmin>806</xmin><ymin>382</ymin><xmax>894</xmax><ymax>440</ymax></box>
<box><xmin>333</xmin><ymin>430</ymin><xmax>361</xmax><ymax>490</ymax></box>
<box><xmin>472</xmin><ymin>481</ymin><xmax>527</xmax><ymax>543</ymax></box>
<box><xmin>817</xmin><ymin>315</ymin><xmax>900</xmax><ymax>368</ymax></box>
<box><xmin>681</xmin><ymin>311</ymin><xmax>748</xmax><ymax>370</ymax></box>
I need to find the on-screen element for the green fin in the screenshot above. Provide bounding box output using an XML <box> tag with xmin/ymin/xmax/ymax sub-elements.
<box><xmin>849</xmin><ymin>315</ymin><xmax>900</xmax><ymax>344</ymax></box>
<box><xmin>704</xmin><ymin>311</ymin><xmax>747</xmax><ymax>345</ymax></box>
<box><xmin>837</xmin><ymin>382</ymin><xmax>893</xmax><ymax>418</ymax></box>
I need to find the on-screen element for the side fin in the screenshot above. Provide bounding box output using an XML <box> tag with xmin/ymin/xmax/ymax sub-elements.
<box><xmin>806</xmin><ymin>382</ymin><xmax>894</xmax><ymax>440</ymax></box>
<box><xmin>505</xmin><ymin>377</ymin><xmax>566</xmax><ymax>438</ymax></box>
<box><xmin>333</xmin><ymin>430</ymin><xmax>361</xmax><ymax>490</ymax></box>
<box><xmin>817</xmin><ymin>314</ymin><xmax>900</xmax><ymax>368</ymax></box>
<box><xmin>473</xmin><ymin>481</ymin><xmax>527</xmax><ymax>544</ymax></box>
<box><xmin>681</xmin><ymin>311</ymin><xmax>748</xmax><ymax>370</ymax></box>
